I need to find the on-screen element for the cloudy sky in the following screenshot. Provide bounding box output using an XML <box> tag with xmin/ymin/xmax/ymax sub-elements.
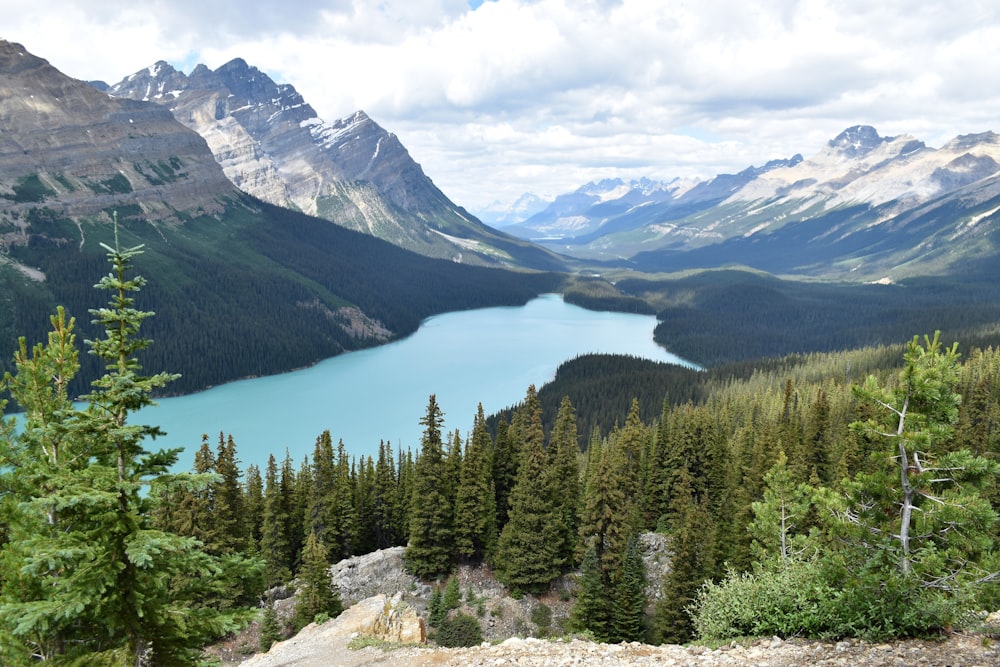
<box><xmin>3</xmin><ymin>0</ymin><xmax>999</xmax><ymax>214</ymax></box>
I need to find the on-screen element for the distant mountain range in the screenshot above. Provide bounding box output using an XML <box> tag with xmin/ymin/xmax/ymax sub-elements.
<box><xmin>501</xmin><ymin>126</ymin><xmax>1000</xmax><ymax>280</ymax></box>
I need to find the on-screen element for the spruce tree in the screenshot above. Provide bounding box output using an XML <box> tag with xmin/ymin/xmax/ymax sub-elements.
<box><xmin>494</xmin><ymin>386</ymin><xmax>564</xmax><ymax>593</ymax></box>
<box><xmin>329</xmin><ymin>440</ymin><xmax>357</xmax><ymax>560</ymax></box>
<box><xmin>549</xmin><ymin>396</ymin><xmax>582</xmax><ymax>566</ymax></box>
<box><xmin>569</xmin><ymin>539</ymin><xmax>611</xmax><ymax>640</ymax></box>
<box><xmin>372</xmin><ymin>441</ymin><xmax>401</xmax><ymax>549</ymax></box>
<box><xmin>491</xmin><ymin>417</ymin><xmax>519</xmax><ymax>531</ymax></box>
<box><xmin>404</xmin><ymin>395</ymin><xmax>455</xmax><ymax>578</ymax></box>
<box><xmin>304</xmin><ymin>430</ymin><xmax>336</xmax><ymax>551</ymax></box>
<box><xmin>354</xmin><ymin>455</ymin><xmax>377</xmax><ymax>555</ymax></box>
<box><xmin>244</xmin><ymin>463</ymin><xmax>264</xmax><ymax>549</ymax></box>
<box><xmin>654</xmin><ymin>473</ymin><xmax>715</xmax><ymax>644</ymax></box>
<box><xmin>214</xmin><ymin>432</ymin><xmax>246</xmax><ymax>553</ymax></box>
<box><xmin>453</xmin><ymin>404</ymin><xmax>497</xmax><ymax>561</ymax></box>
<box><xmin>0</xmin><ymin>225</ymin><xmax>255</xmax><ymax>665</ymax></box>
<box><xmin>260</xmin><ymin>453</ymin><xmax>292</xmax><ymax>586</ymax></box>
<box><xmin>610</xmin><ymin>535</ymin><xmax>648</xmax><ymax>643</ymax></box>
<box><xmin>293</xmin><ymin>532</ymin><xmax>343</xmax><ymax>631</ymax></box>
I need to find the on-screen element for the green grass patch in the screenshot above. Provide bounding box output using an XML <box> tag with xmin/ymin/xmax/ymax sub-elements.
<box><xmin>4</xmin><ymin>174</ymin><xmax>56</xmax><ymax>203</ymax></box>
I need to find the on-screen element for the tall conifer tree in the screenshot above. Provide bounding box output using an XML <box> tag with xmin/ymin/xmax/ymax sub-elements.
<box><xmin>404</xmin><ymin>395</ymin><xmax>455</xmax><ymax>578</ymax></box>
<box><xmin>0</xmin><ymin>224</ymin><xmax>254</xmax><ymax>665</ymax></box>
<box><xmin>454</xmin><ymin>404</ymin><xmax>497</xmax><ymax>561</ymax></box>
<box><xmin>494</xmin><ymin>386</ymin><xmax>564</xmax><ymax>592</ymax></box>
<box><xmin>549</xmin><ymin>396</ymin><xmax>582</xmax><ymax>566</ymax></box>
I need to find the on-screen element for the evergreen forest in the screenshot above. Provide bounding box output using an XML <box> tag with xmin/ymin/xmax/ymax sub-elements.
<box><xmin>3</xmin><ymin>227</ymin><xmax>1000</xmax><ymax>664</ymax></box>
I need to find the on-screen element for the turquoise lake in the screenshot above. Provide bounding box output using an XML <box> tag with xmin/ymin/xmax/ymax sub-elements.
<box><xmin>139</xmin><ymin>294</ymin><xmax>696</xmax><ymax>472</ymax></box>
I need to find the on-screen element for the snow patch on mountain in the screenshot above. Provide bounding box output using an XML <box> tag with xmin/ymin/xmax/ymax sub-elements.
<box><xmin>727</xmin><ymin>126</ymin><xmax>1000</xmax><ymax>209</ymax></box>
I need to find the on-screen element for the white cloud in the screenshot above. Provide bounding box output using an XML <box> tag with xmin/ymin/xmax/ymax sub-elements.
<box><xmin>3</xmin><ymin>0</ymin><xmax>1000</xmax><ymax>212</ymax></box>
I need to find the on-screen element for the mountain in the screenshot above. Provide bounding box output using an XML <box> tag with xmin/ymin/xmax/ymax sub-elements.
<box><xmin>510</xmin><ymin>127</ymin><xmax>1000</xmax><ymax>280</ymax></box>
<box><xmin>474</xmin><ymin>192</ymin><xmax>550</xmax><ymax>228</ymax></box>
<box><xmin>107</xmin><ymin>59</ymin><xmax>562</xmax><ymax>270</ymax></box>
<box><xmin>0</xmin><ymin>45</ymin><xmax>232</xmax><ymax>223</ymax></box>
<box><xmin>503</xmin><ymin>177</ymin><xmax>702</xmax><ymax>241</ymax></box>
<box><xmin>0</xmin><ymin>40</ymin><xmax>563</xmax><ymax>397</ymax></box>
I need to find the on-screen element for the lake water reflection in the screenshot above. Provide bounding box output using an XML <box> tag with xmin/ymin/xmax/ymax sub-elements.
<box><xmin>141</xmin><ymin>294</ymin><xmax>696</xmax><ymax>472</ymax></box>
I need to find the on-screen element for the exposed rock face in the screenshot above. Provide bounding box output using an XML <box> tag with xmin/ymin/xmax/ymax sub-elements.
<box><xmin>108</xmin><ymin>59</ymin><xmax>538</xmax><ymax>266</ymax></box>
<box><xmin>332</xmin><ymin>593</ymin><xmax>426</xmax><ymax>644</ymax></box>
<box><xmin>0</xmin><ymin>40</ymin><xmax>234</xmax><ymax>227</ymax></box>
<box><xmin>329</xmin><ymin>547</ymin><xmax>424</xmax><ymax>605</ymax></box>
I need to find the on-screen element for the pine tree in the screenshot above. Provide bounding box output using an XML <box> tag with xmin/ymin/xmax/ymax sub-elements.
<box><xmin>454</xmin><ymin>404</ymin><xmax>497</xmax><ymax>561</ymax></box>
<box><xmin>549</xmin><ymin>396</ymin><xmax>582</xmax><ymax>566</ymax></box>
<box><xmin>610</xmin><ymin>535</ymin><xmax>648</xmax><ymax>643</ymax></box>
<box><xmin>0</xmin><ymin>224</ymin><xmax>256</xmax><ymax>665</ymax></box>
<box><xmin>832</xmin><ymin>333</ymin><xmax>1000</xmax><ymax>629</ymax></box>
<box><xmin>293</xmin><ymin>532</ymin><xmax>343</xmax><ymax>631</ymax></box>
<box><xmin>404</xmin><ymin>395</ymin><xmax>455</xmax><ymax>578</ymax></box>
<box><xmin>494</xmin><ymin>386</ymin><xmax>564</xmax><ymax>593</ymax></box>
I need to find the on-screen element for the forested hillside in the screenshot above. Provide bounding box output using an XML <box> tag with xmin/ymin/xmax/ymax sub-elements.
<box><xmin>613</xmin><ymin>269</ymin><xmax>1000</xmax><ymax>366</ymax></box>
<box><xmin>1</xmin><ymin>197</ymin><xmax>562</xmax><ymax>399</ymax></box>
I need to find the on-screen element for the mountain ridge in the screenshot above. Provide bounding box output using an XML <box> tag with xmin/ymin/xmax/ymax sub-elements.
<box><xmin>502</xmin><ymin>125</ymin><xmax>1000</xmax><ymax>279</ymax></box>
<box><xmin>107</xmin><ymin>58</ymin><xmax>564</xmax><ymax>270</ymax></box>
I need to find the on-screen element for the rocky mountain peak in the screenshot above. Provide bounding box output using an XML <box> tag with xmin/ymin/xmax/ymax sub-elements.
<box><xmin>828</xmin><ymin>124</ymin><xmax>892</xmax><ymax>157</ymax></box>
<box><xmin>0</xmin><ymin>41</ymin><xmax>233</xmax><ymax>225</ymax></box>
<box><xmin>212</xmin><ymin>57</ymin><xmax>284</xmax><ymax>104</ymax></box>
<box><xmin>106</xmin><ymin>57</ymin><xmax>553</xmax><ymax>268</ymax></box>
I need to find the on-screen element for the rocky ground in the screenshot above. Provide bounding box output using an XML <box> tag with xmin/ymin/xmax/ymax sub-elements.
<box><xmin>242</xmin><ymin>623</ymin><xmax>1000</xmax><ymax>667</ymax></box>
<box><xmin>218</xmin><ymin>543</ymin><xmax>1000</xmax><ymax>667</ymax></box>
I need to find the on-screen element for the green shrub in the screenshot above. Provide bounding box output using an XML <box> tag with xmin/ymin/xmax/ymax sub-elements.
<box><xmin>531</xmin><ymin>602</ymin><xmax>552</xmax><ymax>636</ymax></box>
<box><xmin>8</xmin><ymin>173</ymin><xmax>55</xmax><ymax>202</ymax></box>
<box><xmin>443</xmin><ymin>576</ymin><xmax>462</xmax><ymax>612</ymax></box>
<box><xmin>818</xmin><ymin>572</ymin><xmax>966</xmax><ymax>641</ymax></box>
<box><xmin>258</xmin><ymin>605</ymin><xmax>282</xmax><ymax>652</ymax></box>
<box><xmin>437</xmin><ymin>613</ymin><xmax>484</xmax><ymax>647</ymax></box>
<box><xmin>693</xmin><ymin>556</ymin><xmax>972</xmax><ymax>642</ymax></box>
<box><xmin>692</xmin><ymin>559</ymin><xmax>834</xmax><ymax>640</ymax></box>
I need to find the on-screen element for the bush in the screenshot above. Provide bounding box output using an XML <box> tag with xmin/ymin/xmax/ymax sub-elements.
<box><xmin>531</xmin><ymin>602</ymin><xmax>552</xmax><ymax>636</ymax></box>
<box><xmin>819</xmin><ymin>572</ymin><xmax>967</xmax><ymax>641</ymax></box>
<box><xmin>692</xmin><ymin>559</ymin><xmax>834</xmax><ymax>640</ymax></box>
<box><xmin>258</xmin><ymin>605</ymin><xmax>282</xmax><ymax>652</ymax></box>
<box><xmin>436</xmin><ymin>613</ymin><xmax>484</xmax><ymax>647</ymax></box>
<box><xmin>693</xmin><ymin>556</ymin><xmax>972</xmax><ymax>642</ymax></box>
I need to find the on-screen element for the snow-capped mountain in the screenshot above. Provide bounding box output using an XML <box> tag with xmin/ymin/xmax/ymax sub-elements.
<box><xmin>475</xmin><ymin>192</ymin><xmax>550</xmax><ymax>228</ymax></box>
<box><xmin>107</xmin><ymin>59</ymin><xmax>562</xmax><ymax>269</ymax></box>
<box><xmin>506</xmin><ymin>126</ymin><xmax>1000</xmax><ymax>279</ymax></box>
<box><xmin>503</xmin><ymin>177</ymin><xmax>701</xmax><ymax>240</ymax></box>
<box><xmin>728</xmin><ymin>125</ymin><xmax>1000</xmax><ymax>210</ymax></box>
